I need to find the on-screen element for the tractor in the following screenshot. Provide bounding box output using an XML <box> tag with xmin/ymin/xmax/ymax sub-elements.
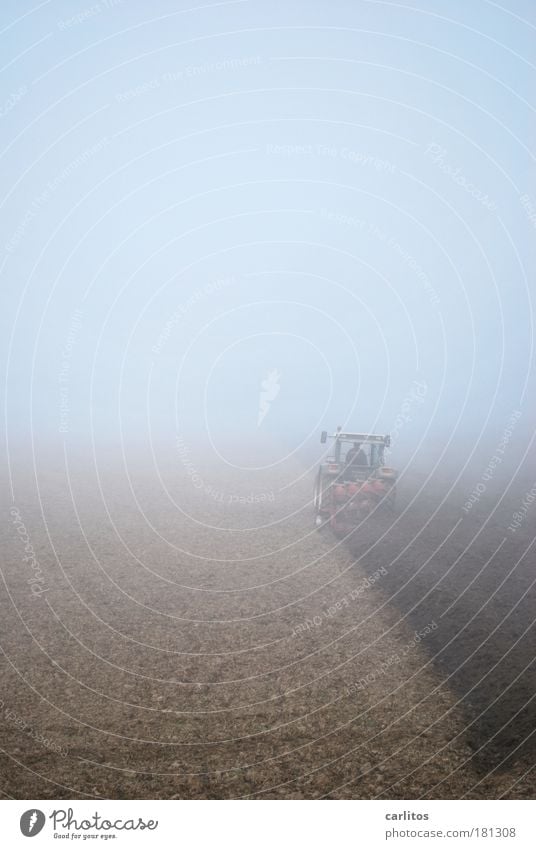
<box><xmin>313</xmin><ymin>428</ymin><xmax>397</xmax><ymax>536</ymax></box>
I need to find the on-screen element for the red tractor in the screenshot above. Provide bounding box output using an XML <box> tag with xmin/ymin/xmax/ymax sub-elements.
<box><xmin>313</xmin><ymin>428</ymin><xmax>397</xmax><ymax>536</ymax></box>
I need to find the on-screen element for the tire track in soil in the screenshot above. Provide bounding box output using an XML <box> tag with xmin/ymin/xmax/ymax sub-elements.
<box><xmin>0</xmin><ymin>459</ymin><xmax>533</xmax><ymax>798</ymax></box>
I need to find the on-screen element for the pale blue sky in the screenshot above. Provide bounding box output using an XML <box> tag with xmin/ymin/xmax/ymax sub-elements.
<box><xmin>1</xmin><ymin>0</ymin><xmax>534</xmax><ymax>467</ymax></box>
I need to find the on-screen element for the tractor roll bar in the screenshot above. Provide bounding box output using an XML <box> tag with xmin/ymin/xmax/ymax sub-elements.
<box><xmin>320</xmin><ymin>430</ymin><xmax>391</xmax><ymax>447</ymax></box>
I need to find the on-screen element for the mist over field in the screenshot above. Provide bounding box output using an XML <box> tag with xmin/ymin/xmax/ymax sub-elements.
<box><xmin>1</xmin><ymin>0</ymin><xmax>535</xmax><ymax>802</ymax></box>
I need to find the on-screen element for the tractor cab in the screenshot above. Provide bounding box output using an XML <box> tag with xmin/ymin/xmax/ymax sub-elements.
<box><xmin>321</xmin><ymin>428</ymin><xmax>390</xmax><ymax>479</ymax></box>
<box><xmin>314</xmin><ymin>428</ymin><xmax>397</xmax><ymax>533</ymax></box>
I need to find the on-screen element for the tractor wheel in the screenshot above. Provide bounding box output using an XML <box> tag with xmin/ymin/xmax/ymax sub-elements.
<box><xmin>330</xmin><ymin>516</ymin><xmax>346</xmax><ymax>538</ymax></box>
<box><xmin>313</xmin><ymin>471</ymin><xmax>325</xmax><ymax>527</ymax></box>
<box><xmin>313</xmin><ymin>471</ymin><xmax>322</xmax><ymax>510</ymax></box>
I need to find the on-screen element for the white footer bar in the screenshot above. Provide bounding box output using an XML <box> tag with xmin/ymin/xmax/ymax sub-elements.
<box><xmin>2</xmin><ymin>799</ymin><xmax>535</xmax><ymax>848</ymax></box>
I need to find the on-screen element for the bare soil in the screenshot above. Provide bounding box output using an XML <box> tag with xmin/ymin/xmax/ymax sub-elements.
<box><xmin>1</xmin><ymin>454</ymin><xmax>534</xmax><ymax>799</ymax></box>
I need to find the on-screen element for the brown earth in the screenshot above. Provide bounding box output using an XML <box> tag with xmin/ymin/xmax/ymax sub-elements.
<box><xmin>0</xmin><ymin>452</ymin><xmax>534</xmax><ymax>799</ymax></box>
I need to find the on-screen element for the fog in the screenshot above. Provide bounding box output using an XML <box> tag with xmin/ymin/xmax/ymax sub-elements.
<box><xmin>2</xmin><ymin>0</ymin><xmax>534</xmax><ymax>474</ymax></box>
<box><xmin>1</xmin><ymin>0</ymin><xmax>536</xmax><ymax>802</ymax></box>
